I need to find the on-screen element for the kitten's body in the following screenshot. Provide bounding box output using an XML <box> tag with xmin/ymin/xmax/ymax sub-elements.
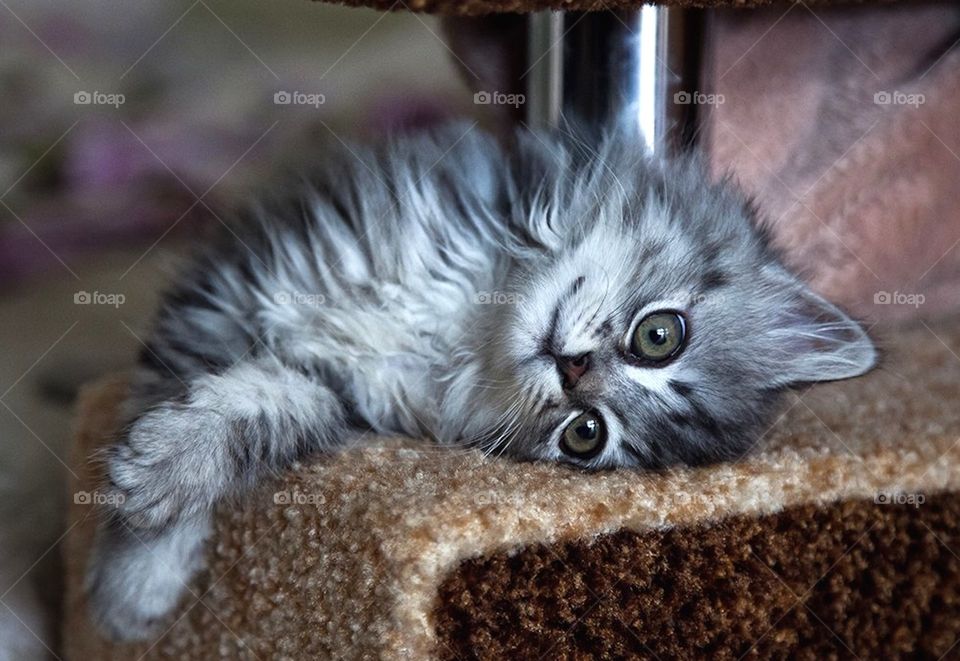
<box><xmin>86</xmin><ymin>125</ymin><xmax>876</xmax><ymax>639</ymax></box>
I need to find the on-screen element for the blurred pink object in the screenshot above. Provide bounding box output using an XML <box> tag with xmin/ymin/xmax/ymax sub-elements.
<box><xmin>707</xmin><ymin>3</ymin><xmax>960</xmax><ymax>322</ymax></box>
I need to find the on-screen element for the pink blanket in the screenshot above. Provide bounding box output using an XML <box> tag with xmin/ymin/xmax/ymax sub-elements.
<box><xmin>708</xmin><ymin>3</ymin><xmax>960</xmax><ymax>322</ymax></box>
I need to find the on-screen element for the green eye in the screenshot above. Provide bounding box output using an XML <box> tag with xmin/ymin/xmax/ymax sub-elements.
<box><xmin>631</xmin><ymin>311</ymin><xmax>686</xmax><ymax>362</ymax></box>
<box><xmin>561</xmin><ymin>412</ymin><xmax>606</xmax><ymax>458</ymax></box>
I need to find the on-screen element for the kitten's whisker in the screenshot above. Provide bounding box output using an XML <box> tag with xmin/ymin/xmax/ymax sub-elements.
<box><xmin>457</xmin><ymin>398</ymin><xmax>520</xmax><ymax>451</ymax></box>
<box><xmin>466</xmin><ymin>397</ymin><xmax>526</xmax><ymax>458</ymax></box>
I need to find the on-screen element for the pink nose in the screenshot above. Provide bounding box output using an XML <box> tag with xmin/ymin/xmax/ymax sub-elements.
<box><xmin>556</xmin><ymin>353</ymin><xmax>590</xmax><ymax>389</ymax></box>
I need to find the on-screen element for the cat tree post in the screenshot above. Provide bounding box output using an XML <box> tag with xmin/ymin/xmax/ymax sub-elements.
<box><xmin>525</xmin><ymin>7</ymin><xmax>704</xmax><ymax>154</ymax></box>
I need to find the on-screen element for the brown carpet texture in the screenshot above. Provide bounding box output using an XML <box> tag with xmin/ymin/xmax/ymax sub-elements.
<box><xmin>63</xmin><ymin>316</ymin><xmax>960</xmax><ymax>659</ymax></box>
<box><xmin>436</xmin><ymin>498</ymin><xmax>960</xmax><ymax>659</ymax></box>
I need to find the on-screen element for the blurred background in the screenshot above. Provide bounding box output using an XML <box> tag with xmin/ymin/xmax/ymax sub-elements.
<box><xmin>2</xmin><ymin>0</ymin><xmax>959</xmax><ymax>656</ymax></box>
<box><xmin>0</xmin><ymin>0</ymin><xmax>475</xmax><ymax>656</ymax></box>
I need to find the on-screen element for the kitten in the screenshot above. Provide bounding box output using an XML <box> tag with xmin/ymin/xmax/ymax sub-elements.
<box><xmin>86</xmin><ymin>124</ymin><xmax>876</xmax><ymax>639</ymax></box>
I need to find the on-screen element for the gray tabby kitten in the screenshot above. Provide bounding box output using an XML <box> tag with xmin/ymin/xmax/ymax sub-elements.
<box><xmin>87</xmin><ymin>125</ymin><xmax>875</xmax><ymax>639</ymax></box>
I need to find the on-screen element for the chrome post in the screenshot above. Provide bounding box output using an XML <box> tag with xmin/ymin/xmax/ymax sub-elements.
<box><xmin>525</xmin><ymin>7</ymin><xmax>704</xmax><ymax>155</ymax></box>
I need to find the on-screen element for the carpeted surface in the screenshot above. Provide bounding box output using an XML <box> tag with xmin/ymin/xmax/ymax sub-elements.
<box><xmin>436</xmin><ymin>498</ymin><xmax>960</xmax><ymax>659</ymax></box>
<box><xmin>62</xmin><ymin>316</ymin><xmax>960</xmax><ymax>659</ymax></box>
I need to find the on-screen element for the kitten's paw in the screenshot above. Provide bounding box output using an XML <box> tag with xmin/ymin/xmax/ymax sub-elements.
<box><xmin>107</xmin><ymin>407</ymin><xmax>228</xmax><ymax>529</ymax></box>
<box><xmin>86</xmin><ymin>516</ymin><xmax>209</xmax><ymax>641</ymax></box>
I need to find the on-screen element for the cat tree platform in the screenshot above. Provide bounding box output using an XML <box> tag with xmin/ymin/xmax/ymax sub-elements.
<box><xmin>317</xmin><ymin>0</ymin><xmax>849</xmax><ymax>15</ymax></box>
<box><xmin>63</xmin><ymin>316</ymin><xmax>960</xmax><ymax>659</ymax></box>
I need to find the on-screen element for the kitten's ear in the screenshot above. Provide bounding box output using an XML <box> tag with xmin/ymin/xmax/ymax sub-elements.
<box><xmin>766</xmin><ymin>273</ymin><xmax>876</xmax><ymax>386</ymax></box>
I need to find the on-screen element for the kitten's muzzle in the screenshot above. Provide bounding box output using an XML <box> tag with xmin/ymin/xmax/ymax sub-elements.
<box><xmin>553</xmin><ymin>352</ymin><xmax>591</xmax><ymax>390</ymax></box>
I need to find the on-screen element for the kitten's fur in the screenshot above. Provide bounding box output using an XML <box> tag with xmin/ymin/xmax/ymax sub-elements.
<box><xmin>86</xmin><ymin>125</ymin><xmax>875</xmax><ymax>639</ymax></box>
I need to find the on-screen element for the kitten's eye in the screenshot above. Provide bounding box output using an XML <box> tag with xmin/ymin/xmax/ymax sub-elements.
<box><xmin>560</xmin><ymin>412</ymin><xmax>606</xmax><ymax>459</ymax></box>
<box><xmin>631</xmin><ymin>311</ymin><xmax>686</xmax><ymax>362</ymax></box>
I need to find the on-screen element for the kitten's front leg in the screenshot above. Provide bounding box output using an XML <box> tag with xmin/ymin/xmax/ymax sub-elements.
<box><xmin>86</xmin><ymin>358</ymin><xmax>345</xmax><ymax>640</ymax></box>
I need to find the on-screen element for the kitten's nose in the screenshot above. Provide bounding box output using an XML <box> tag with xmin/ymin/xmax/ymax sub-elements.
<box><xmin>555</xmin><ymin>353</ymin><xmax>591</xmax><ymax>390</ymax></box>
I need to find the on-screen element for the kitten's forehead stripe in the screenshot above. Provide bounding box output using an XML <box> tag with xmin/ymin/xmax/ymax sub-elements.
<box><xmin>594</xmin><ymin>318</ymin><xmax>615</xmax><ymax>338</ymax></box>
<box><xmin>542</xmin><ymin>275</ymin><xmax>597</xmax><ymax>357</ymax></box>
<box><xmin>701</xmin><ymin>269</ymin><xmax>729</xmax><ymax>291</ymax></box>
<box><xmin>702</xmin><ymin>241</ymin><xmax>725</xmax><ymax>264</ymax></box>
<box><xmin>542</xmin><ymin>302</ymin><xmax>562</xmax><ymax>354</ymax></box>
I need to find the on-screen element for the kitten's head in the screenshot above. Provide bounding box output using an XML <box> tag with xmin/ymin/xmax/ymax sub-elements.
<box><xmin>450</xmin><ymin>130</ymin><xmax>876</xmax><ymax>469</ymax></box>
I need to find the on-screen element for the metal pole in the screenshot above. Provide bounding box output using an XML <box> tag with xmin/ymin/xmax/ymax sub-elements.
<box><xmin>525</xmin><ymin>8</ymin><xmax>704</xmax><ymax>156</ymax></box>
